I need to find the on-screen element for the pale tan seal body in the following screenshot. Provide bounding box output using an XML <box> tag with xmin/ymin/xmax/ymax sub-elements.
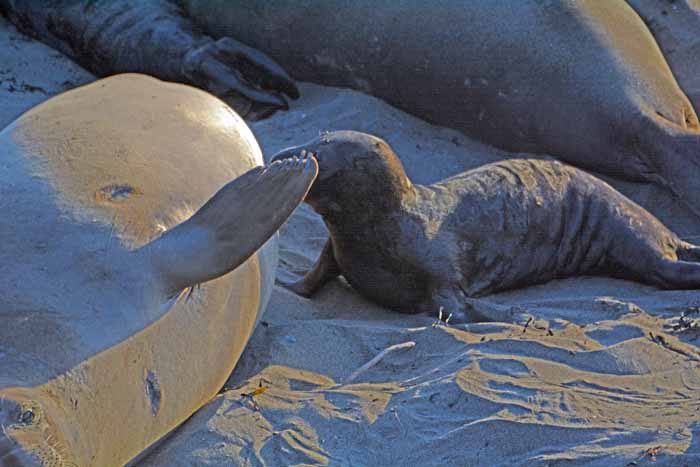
<box><xmin>0</xmin><ymin>74</ymin><xmax>317</xmax><ymax>466</ymax></box>
<box><xmin>274</xmin><ymin>131</ymin><xmax>700</xmax><ymax>322</ymax></box>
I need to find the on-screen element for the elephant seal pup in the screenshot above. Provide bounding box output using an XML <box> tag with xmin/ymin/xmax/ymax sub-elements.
<box><xmin>273</xmin><ymin>131</ymin><xmax>700</xmax><ymax>322</ymax></box>
<box><xmin>0</xmin><ymin>74</ymin><xmax>317</xmax><ymax>466</ymax></box>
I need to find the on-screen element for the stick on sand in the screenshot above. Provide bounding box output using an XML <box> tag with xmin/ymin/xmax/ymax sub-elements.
<box><xmin>345</xmin><ymin>341</ymin><xmax>416</xmax><ymax>384</ymax></box>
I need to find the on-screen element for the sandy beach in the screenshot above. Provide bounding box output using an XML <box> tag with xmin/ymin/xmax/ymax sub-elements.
<box><xmin>2</xmin><ymin>10</ymin><xmax>700</xmax><ymax>466</ymax></box>
<box><xmin>141</xmin><ymin>84</ymin><xmax>700</xmax><ymax>466</ymax></box>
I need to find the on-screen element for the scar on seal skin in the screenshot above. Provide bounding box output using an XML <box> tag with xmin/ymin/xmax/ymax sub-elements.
<box><xmin>273</xmin><ymin>131</ymin><xmax>700</xmax><ymax>323</ymax></box>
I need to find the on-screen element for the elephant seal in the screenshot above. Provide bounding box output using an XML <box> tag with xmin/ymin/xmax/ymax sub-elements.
<box><xmin>0</xmin><ymin>74</ymin><xmax>317</xmax><ymax>466</ymax></box>
<box><xmin>186</xmin><ymin>0</ymin><xmax>700</xmax><ymax>216</ymax></box>
<box><xmin>0</xmin><ymin>0</ymin><xmax>299</xmax><ymax>117</ymax></box>
<box><xmin>6</xmin><ymin>1</ymin><xmax>700</xmax><ymax>216</ymax></box>
<box><xmin>5</xmin><ymin>1</ymin><xmax>700</xmax><ymax>215</ymax></box>
<box><xmin>273</xmin><ymin>131</ymin><xmax>700</xmax><ymax>322</ymax></box>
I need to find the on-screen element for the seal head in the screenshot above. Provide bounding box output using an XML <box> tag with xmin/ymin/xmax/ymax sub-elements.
<box><xmin>272</xmin><ymin>131</ymin><xmax>431</xmax><ymax>311</ymax></box>
<box><xmin>274</xmin><ymin>131</ymin><xmax>414</xmax><ymax>219</ymax></box>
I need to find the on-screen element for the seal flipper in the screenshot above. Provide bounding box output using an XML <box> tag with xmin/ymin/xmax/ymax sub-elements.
<box><xmin>142</xmin><ymin>157</ymin><xmax>318</xmax><ymax>296</ymax></box>
<box><xmin>0</xmin><ymin>0</ymin><xmax>298</xmax><ymax>114</ymax></box>
<box><xmin>184</xmin><ymin>37</ymin><xmax>300</xmax><ymax>112</ymax></box>
<box><xmin>278</xmin><ymin>239</ymin><xmax>340</xmax><ymax>297</ymax></box>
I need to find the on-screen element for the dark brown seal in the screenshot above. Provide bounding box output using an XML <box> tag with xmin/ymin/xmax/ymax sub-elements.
<box><xmin>0</xmin><ymin>0</ymin><xmax>299</xmax><ymax>117</ymax></box>
<box><xmin>273</xmin><ymin>131</ymin><xmax>700</xmax><ymax>322</ymax></box>
<box><xmin>6</xmin><ymin>1</ymin><xmax>700</xmax><ymax>216</ymax></box>
<box><xmin>184</xmin><ymin>0</ymin><xmax>700</xmax><ymax>218</ymax></box>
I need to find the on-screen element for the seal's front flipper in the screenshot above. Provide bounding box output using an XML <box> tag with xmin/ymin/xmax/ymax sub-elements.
<box><xmin>183</xmin><ymin>37</ymin><xmax>299</xmax><ymax>115</ymax></box>
<box><xmin>1</xmin><ymin>0</ymin><xmax>298</xmax><ymax>117</ymax></box>
<box><xmin>143</xmin><ymin>156</ymin><xmax>318</xmax><ymax>296</ymax></box>
<box><xmin>277</xmin><ymin>239</ymin><xmax>340</xmax><ymax>297</ymax></box>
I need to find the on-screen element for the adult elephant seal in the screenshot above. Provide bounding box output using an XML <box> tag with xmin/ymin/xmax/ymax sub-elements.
<box><xmin>0</xmin><ymin>74</ymin><xmax>317</xmax><ymax>466</ymax></box>
<box><xmin>273</xmin><ymin>131</ymin><xmax>700</xmax><ymax>323</ymax></box>
<box><xmin>4</xmin><ymin>2</ymin><xmax>700</xmax><ymax>216</ymax></box>
<box><xmin>187</xmin><ymin>0</ymin><xmax>700</xmax><ymax>216</ymax></box>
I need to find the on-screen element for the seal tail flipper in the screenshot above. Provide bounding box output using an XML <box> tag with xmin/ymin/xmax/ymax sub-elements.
<box><xmin>141</xmin><ymin>156</ymin><xmax>318</xmax><ymax>296</ymax></box>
